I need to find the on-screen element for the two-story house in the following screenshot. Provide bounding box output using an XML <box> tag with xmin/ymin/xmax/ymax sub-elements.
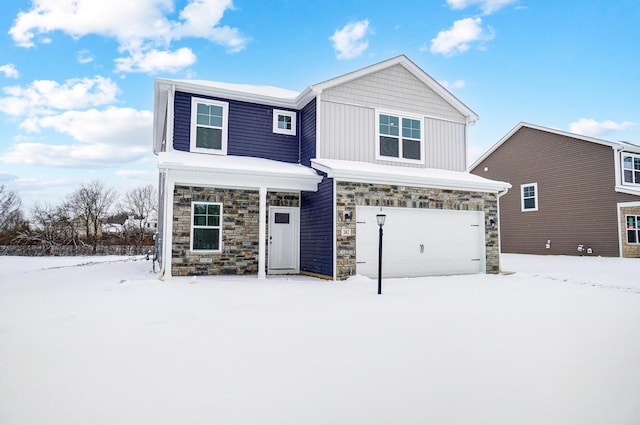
<box><xmin>153</xmin><ymin>55</ymin><xmax>511</xmax><ymax>280</ymax></box>
<box><xmin>470</xmin><ymin>122</ymin><xmax>640</xmax><ymax>258</ymax></box>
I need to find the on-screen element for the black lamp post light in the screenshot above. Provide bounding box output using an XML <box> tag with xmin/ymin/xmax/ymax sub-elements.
<box><xmin>376</xmin><ymin>213</ymin><xmax>386</xmax><ymax>295</ymax></box>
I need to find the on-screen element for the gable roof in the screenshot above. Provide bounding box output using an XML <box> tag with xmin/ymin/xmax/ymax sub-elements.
<box><xmin>469</xmin><ymin>122</ymin><xmax>640</xmax><ymax>171</ymax></box>
<box><xmin>310</xmin><ymin>55</ymin><xmax>478</xmax><ymax>124</ymax></box>
<box><xmin>154</xmin><ymin>55</ymin><xmax>478</xmax><ymax>152</ymax></box>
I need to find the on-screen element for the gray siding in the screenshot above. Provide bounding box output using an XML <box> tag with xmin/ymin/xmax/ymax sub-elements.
<box><xmin>318</xmin><ymin>100</ymin><xmax>467</xmax><ymax>171</ymax></box>
<box><xmin>471</xmin><ymin>126</ymin><xmax>640</xmax><ymax>257</ymax></box>
<box><xmin>321</xmin><ymin>64</ymin><xmax>465</xmax><ymax>123</ymax></box>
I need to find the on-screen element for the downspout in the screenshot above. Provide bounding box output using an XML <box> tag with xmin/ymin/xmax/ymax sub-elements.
<box><xmin>496</xmin><ymin>186</ymin><xmax>509</xmax><ymax>273</ymax></box>
<box><xmin>258</xmin><ymin>186</ymin><xmax>267</xmax><ymax>279</ymax></box>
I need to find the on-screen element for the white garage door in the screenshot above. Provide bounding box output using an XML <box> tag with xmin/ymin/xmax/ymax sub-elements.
<box><xmin>355</xmin><ymin>206</ymin><xmax>485</xmax><ymax>278</ymax></box>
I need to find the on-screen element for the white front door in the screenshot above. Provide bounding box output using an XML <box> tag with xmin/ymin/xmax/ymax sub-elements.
<box><xmin>268</xmin><ymin>207</ymin><xmax>299</xmax><ymax>273</ymax></box>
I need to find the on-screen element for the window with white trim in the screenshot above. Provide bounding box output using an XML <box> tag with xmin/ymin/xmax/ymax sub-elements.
<box><xmin>273</xmin><ymin>109</ymin><xmax>296</xmax><ymax>135</ymax></box>
<box><xmin>627</xmin><ymin>215</ymin><xmax>640</xmax><ymax>244</ymax></box>
<box><xmin>521</xmin><ymin>183</ymin><xmax>538</xmax><ymax>211</ymax></box>
<box><xmin>376</xmin><ymin>111</ymin><xmax>424</xmax><ymax>163</ymax></box>
<box><xmin>622</xmin><ymin>153</ymin><xmax>640</xmax><ymax>185</ymax></box>
<box><xmin>191</xmin><ymin>202</ymin><xmax>222</xmax><ymax>251</ymax></box>
<box><xmin>190</xmin><ymin>98</ymin><xmax>228</xmax><ymax>154</ymax></box>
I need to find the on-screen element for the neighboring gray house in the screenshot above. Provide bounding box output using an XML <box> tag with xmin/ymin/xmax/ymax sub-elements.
<box><xmin>470</xmin><ymin>122</ymin><xmax>640</xmax><ymax>258</ymax></box>
<box><xmin>153</xmin><ymin>55</ymin><xmax>510</xmax><ymax>280</ymax></box>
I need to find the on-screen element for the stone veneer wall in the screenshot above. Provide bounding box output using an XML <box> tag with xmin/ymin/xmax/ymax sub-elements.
<box><xmin>171</xmin><ymin>185</ymin><xmax>299</xmax><ymax>276</ymax></box>
<box><xmin>620</xmin><ymin>205</ymin><xmax>640</xmax><ymax>258</ymax></box>
<box><xmin>335</xmin><ymin>181</ymin><xmax>500</xmax><ymax>280</ymax></box>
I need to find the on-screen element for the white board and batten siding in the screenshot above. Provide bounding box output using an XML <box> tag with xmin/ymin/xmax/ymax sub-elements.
<box><xmin>318</xmin><ymin>64</ymin><xmax>468</xmax><ymax>171</ymax></box>
<box><xmin>355</xmin><ymin>206</ymin><xmax>486</xmax><ymax>278</ymax></box>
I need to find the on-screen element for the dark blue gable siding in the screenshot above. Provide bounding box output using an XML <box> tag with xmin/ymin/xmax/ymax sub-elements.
<box><xmin>300</xmin><ymin>174</ymin><xmax>334</xmax><ymax>278</ymax></box>
<box><xmin>172</xmin><ymin>91</ymin><xmax>299</xmax><ymax>163</ymax></box>
<box><xmin>300</xmin><ymin>98</ymin><xmax>316</xmax><ymax>167</ymax></box>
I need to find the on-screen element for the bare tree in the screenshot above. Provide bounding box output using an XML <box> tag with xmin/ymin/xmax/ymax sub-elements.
<box><xmin>16</xmin><ymin>202</ymin><xmax>80</xmax><ymax>253</ymax></box>
<box><xmin>67</xmin><ymin>180</ymin><xmax>118</xmax><ymax>253</ymax></box>
<box><xmin>120</xmin><ymin>184</ymin><xmax>157</xmax><ymax>245</ymax></box>
<box><xmin>0</xmin><ymin>184</ymin><xmax>26</xmax><ymax>242</ymax></box>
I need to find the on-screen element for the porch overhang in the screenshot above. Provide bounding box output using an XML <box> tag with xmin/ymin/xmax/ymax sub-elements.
<box><xmin>311</xmin><ymin>158</ymin><xmax>511</xmax><ymax>193</ymax></box>
<box><xmin>159</xmin><ymin>151</ymin><xmax>322</xmax><ymax>192</ymax></box>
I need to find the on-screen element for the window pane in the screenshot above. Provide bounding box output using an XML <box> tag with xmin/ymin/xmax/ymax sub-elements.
<box><xmin>197</xmin><ymin>103</ymin><xmax>210</xmax><ymax>114</ymax></box>
<box><xmin>624</xmin><ymin>170</ymin><xmax>633</xmax><ymax>183</ymax></box>
<box><xmin>628</xmin><ymin>230</ymin><xmax>638</xmax><ymax>244</ymax></box>
<box><xmin>380</xmin><ymin>115</ymin><xmax>399</xmax><ymax>136</ymax></box>
<box><xmin>278</xmin><ymin>115</ymin><xmax>292</xmax><ymax>130</ymax></box>
<box><xmin>207</xmin><ymin>204</ymin><xmax>220</xmax><ymax>215</ymax></box>
<box><xmin>194</xmin><ymin>215</ymin><xmax>207</xmax><ymax>226</ymax></box>
<box><xmin>627</xmin><ymin>216</ymin><xmax>637</xmax><ymax>229</ymax></box>
<box><xmin>402</xmin><ymin>139</ymin><xmax>421</xmax><ymax>160</ymax></box>
<box><xmin>380</xmin><ymin>136</ymin><xmax>399</xmax><ymax>157</ymax></box>
<box><xmin>194</xmin><ymin>204</ymin><xmax>207</xmax><ymax>214</ymax></box>
<box><xmin>275</xmin><ymin>213</ymin><xmax>290</xmax><ymax>224</ymax></box>
<box><xmin>196</xmin><ymin>127</ymin><xmax>222</xmax><ymax>149</ymax></box>
<box><xmin>193</xmin><ymin>228</ymin><xmax>220</xmax><ymax>250</ymax></box>
<box><xmin>207</xmin><ymin>216</ymin><xmax>220</xmax><ymax>226</ymax></box>
<box><xmin>524</xmin><ymin>198</ymin><xmax>536</xmax><ymax>209</ymax></box>
<box><xmin>402</xmin><ymin>118</ymin><xmax>421</xmax><ymax>139</ymax></box>
<box><xmin>523</xmin><ymin>186</ymin><xmax>535</xmax><ymax>197</ymax></box>
<box><xmin>635</xmin><ymin>157</ymin><xmax>640</xmax><ymax>170</ymax></box>
<box><xmin>635</xmin><ymin>171</ymin><xmax>640</xmax><ymax>184</ymax></box>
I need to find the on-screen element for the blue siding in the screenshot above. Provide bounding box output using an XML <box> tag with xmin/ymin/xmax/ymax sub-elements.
<box><xmin>300</xmin><ymin>98</ymin><xmax>316</xmax><ymax>166</ymax></box>
<box><xmin>172</xmin><ymin>91</ymin><xmax>299</xmax><ymax>163</ymax></box>
<box><xmin>300</xmin><ymin>174</ymin><xmax>334</xmax><ymax>278</ymax></box>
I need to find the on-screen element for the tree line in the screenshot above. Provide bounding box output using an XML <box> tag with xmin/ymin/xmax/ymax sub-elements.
<box><xmin>0</xmin><ymin>181</ymin><xmax>157</xmax><ymax>254</ymax></box>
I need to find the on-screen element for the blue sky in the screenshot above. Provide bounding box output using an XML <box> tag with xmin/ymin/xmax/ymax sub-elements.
<box><xmin>1</xmin><ymin>0</ymin><xmax>638</xmax><ymax>210</ymax></box>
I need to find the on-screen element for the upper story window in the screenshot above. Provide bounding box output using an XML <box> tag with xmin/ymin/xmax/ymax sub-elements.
<box><xmin>622</xmin><ymin>154</ymin><xmax>640</xmax><ymax>185</ymax></box>
<box><xmin>273</xmin><ymin>109</ymin><xmax>296</xmax><ymax>136</ymax></box>
<box><xmin>521</xmin><ymin>183</ymin><xmax>538</xmax><ymax>211</ymax></box>
<box><xmin>191</xmin><ymin>98</ymin><xmax>228</xmax><ymax>155</ymax></box>
<box><xmin>191</xmin><ymin>202</ymin><xmax>222</xmax><ymax>252</ymax></box>
<box><xmin>376</xmin><ymin>111</ymin><xmax>424</xmax><ymax>164</ymax></box>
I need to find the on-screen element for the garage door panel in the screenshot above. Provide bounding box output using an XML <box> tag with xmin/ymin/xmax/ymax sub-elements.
<box><xmin>355</xmin><ymin>206</ymin><xmax>485</xmax><ymax>278</ymax></box>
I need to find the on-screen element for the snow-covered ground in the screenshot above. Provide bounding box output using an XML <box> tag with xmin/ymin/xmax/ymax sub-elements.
<box><xmin>1</xmin><ymin>254</ymin><xmax>639</xmax><ymax>425</ymax></box>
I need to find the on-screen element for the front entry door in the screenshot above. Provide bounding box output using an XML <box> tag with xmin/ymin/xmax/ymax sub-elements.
<box><xmin>268</xmin><ymin>207</ymin><xmax>299</xmax><ymax>273</ymax></box>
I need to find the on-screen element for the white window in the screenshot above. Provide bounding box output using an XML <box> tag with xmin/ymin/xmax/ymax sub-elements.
<box><xmin>191</xmin><ymin>202</ymin><xmax>222</xmax><ymax>252</ymax></box>
<box><xmin>521</xmin><ymin>183</ymin><xmax>538</xmax><ymax>211</ymax></box>
<box><xmin>622</xmin><ymin>154</ymin><xmax>640</xmax><ymax>185</ymax></box>
<box><xmin>627</xmin><ymin>215</ymin><xmax>640</xmax><ymax>244</ymax></box>
<box><xmin>273</xmin><ymin>109</ymin><xmax>296</xmax><ymax>135</ymax></box>
<box><xmin>375</xmin><ymin>111</ymin><xmax>424</xmax><ymax>163</ymax></box>
<box><xmin>190</xmin><ymin>98</ymin><xmax>228</xmax><ymax>154</ymax></box>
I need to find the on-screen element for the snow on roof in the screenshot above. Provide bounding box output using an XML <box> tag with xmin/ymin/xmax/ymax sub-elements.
<box><xmin>159</xmin><ymin>150</ymin><xmax>316</xmax><ymax>177</ymax></box>
<box><xmin>312</xmin><ymin>158</ymin><xmax>511</xmax><ymax>193</ymax></box>
<box><xmin>171</xmin><ymin>80</ymin><xmax>300</xmax><ymax>100</ymax></box>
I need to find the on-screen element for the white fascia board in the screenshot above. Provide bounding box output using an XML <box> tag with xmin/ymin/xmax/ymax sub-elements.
<box><xmin>153</xmin><ymin>80</ymin><xmax>171</xmax><ymax>154</ymax></box>
<box><xmin>615</xmin><ymin>185</ymin><xmax>640</xmax><ymax>197</ymax></box>
<box><xmin>312</xmin><ymin>159</ymin><xmax>511</xmax><ymax>193</ymax></box>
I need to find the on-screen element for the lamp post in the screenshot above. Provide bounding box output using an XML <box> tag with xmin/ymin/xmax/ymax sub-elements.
<box><xmin>376</xmin><ymin>213</ymin><xmax>386</xmax><ymax>295</ymax></box>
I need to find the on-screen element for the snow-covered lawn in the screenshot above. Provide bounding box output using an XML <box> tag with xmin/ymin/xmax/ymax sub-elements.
<box><xmin>1</xmin><ymin>254</ymin><xmax>639</xmax><ymax>425</ymax></box>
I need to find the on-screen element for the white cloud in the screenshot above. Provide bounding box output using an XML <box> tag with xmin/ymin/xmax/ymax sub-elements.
<box><xmin>569</xmin><ymin>118</ymin><xmax>637</xmax><ymax>138</ymax></box>
<box><xmin>0</xmin><ymin>64</ymin><xmax>19</xmax><ymax>79</ymax></box>
<box><xmin>77</xmin><ymin>49</ymin><xmax>95</xmax><ymax>64</ymax></box>
<box><xmin>116</xmin><ymin>169</ymin><xmax>158</xmax><ymax>181</ymax></box>
<box><xmin>115</xmin><ymin>47</ymin><xmax>197</xmax><ymax>74</ymax></box>
<box><xmin>330</xmin><ymin>20</ymin><xmax>371</xmax><ymax>60</ymax></box>
<box><xmin>446</xmin><ymin>0</ymin><xmax>517</xmax><ymax>15</ymax></box>
<box><xmin>439</xmin><ymin>79</ymin><xmax>466</xmax><ymax>89</ymax></box>
<box><xmin>0</xmin><ymin>76</ymin><xmax>118</xmax><ymax>117</ymax></box>
<box><xmin>430</xmin><ymin>17</ymin><xmax>494</xmax><ymax>56</ymax></box>
<box><xmin>1</xmin><ymin>107</ymin><xmax>153</xmax><ymax>168</ymax></box>
<box><xmin>19</xmin><ymin>107</ymin><xmax>152</xmax><ymax>145</ymax></box>
<box><xmin>9</xmin><ymin>0</ymin><xmax>249</xmax><ymax>74</ymax></box>
<box><xmin>0</xmin><ymin>142</ymin><xmax>148</xmax><ymax>168</ymax></box>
